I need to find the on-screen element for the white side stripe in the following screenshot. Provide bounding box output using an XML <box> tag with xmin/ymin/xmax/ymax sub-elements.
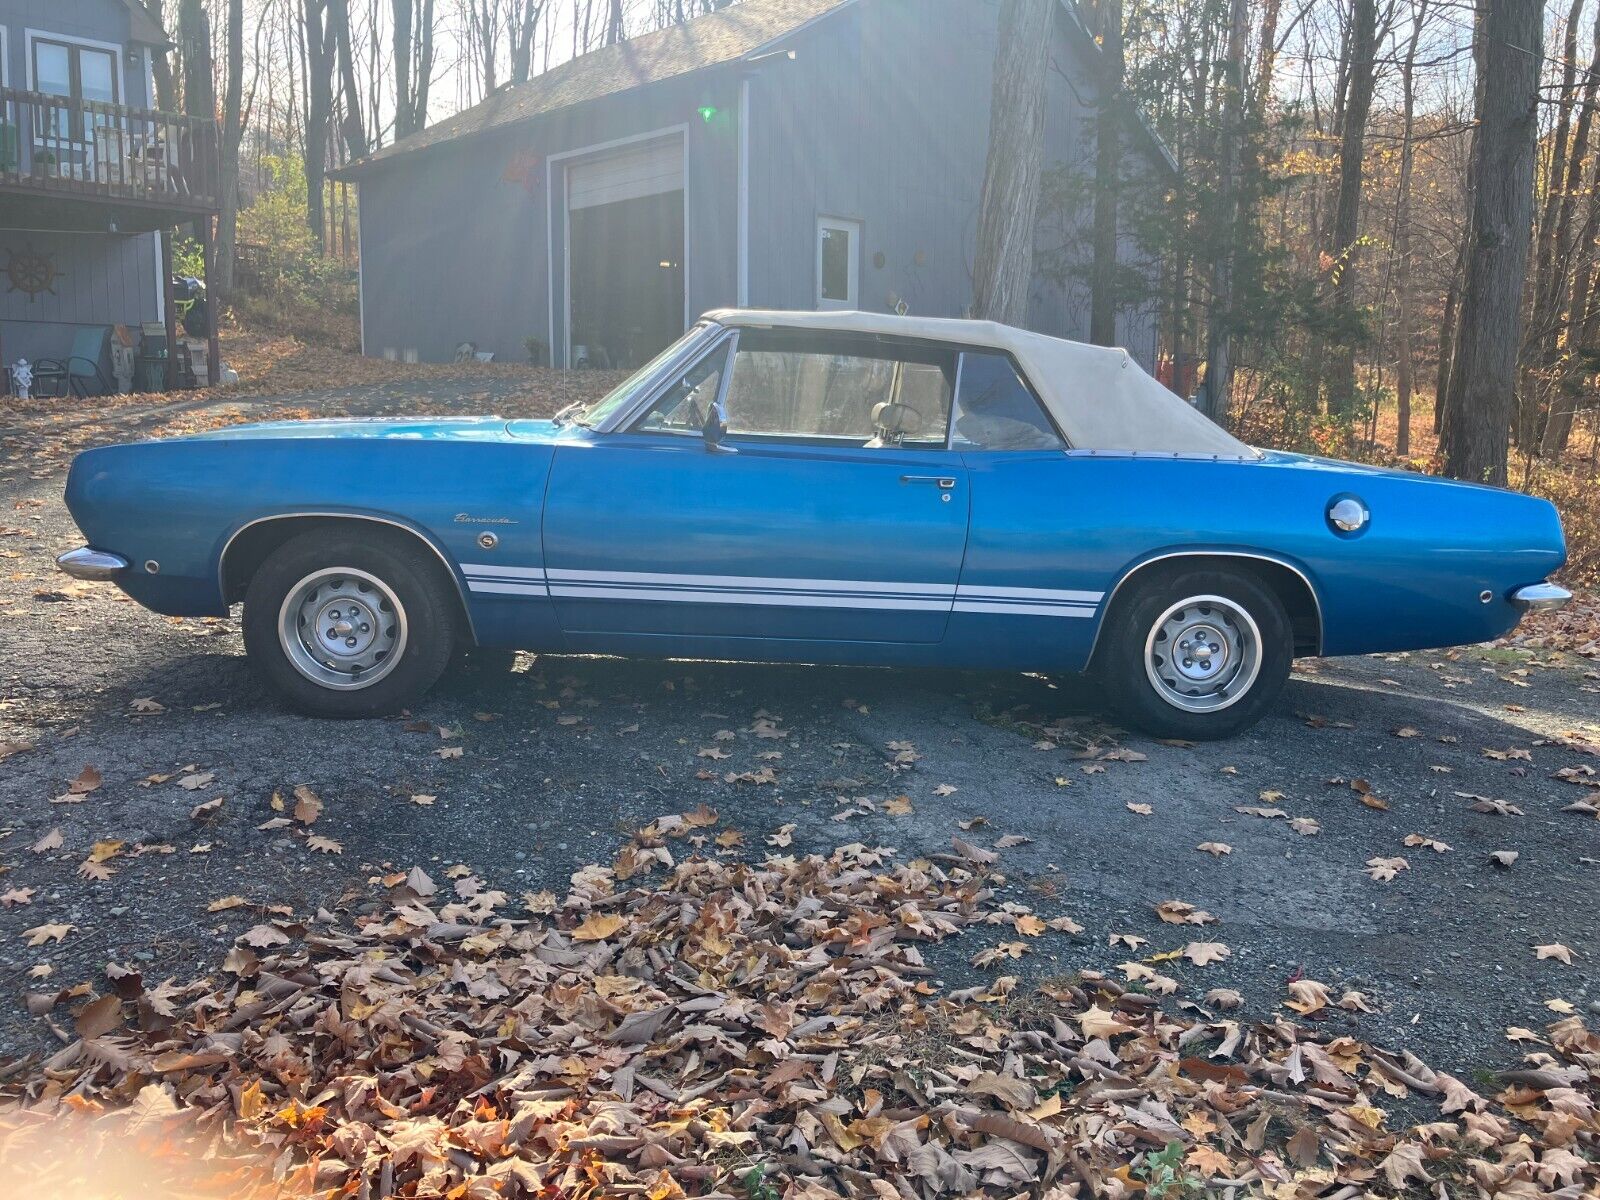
<box><xmin>957</xmin><ymin>584</ymin><xmax>1103</xmax><ymax>603</ymax></box>
<box><xmin>460</xmin><ymin>562</ymin><xmax>546</xmax><ymax>579</ymax></box>
<box><xmin>953</xmin><ymin>601</ymin><xmax>1095</xmax><ymax>618</ymax></box>
<box><xmin>462</xmin><ymin>565</ymin><xmax>1103</xmax><ymax>616</ymax></box>
<box><xmin>468</xmin><ymin>580</ymin><xmax>549</xmax><ymax>596</ymax></box>
<box><xmin>547</xmin><ymin>585</ymin><xmax>951</xmax><ymax>611</ymax></box>
<box><xmin>542</xmin><ymin>567</ymin><xmax>958</xmax><ymax>596</ymax></box>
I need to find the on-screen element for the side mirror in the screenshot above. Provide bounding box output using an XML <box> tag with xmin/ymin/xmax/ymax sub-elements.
<box><xmin>703</xmin><ymin>400</ymin><xmax>737</xmax><ymax>454</ymax></box>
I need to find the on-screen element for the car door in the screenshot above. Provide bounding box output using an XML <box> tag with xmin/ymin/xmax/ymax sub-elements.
<box><xmin>541</xmin><ymin>328</ymin><xmax>970</xmax><ymax>644</ymax></box>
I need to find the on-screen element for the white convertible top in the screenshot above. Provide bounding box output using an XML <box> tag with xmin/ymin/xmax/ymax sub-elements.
<box><xmin>705</xmin><ymin>308</ymin><xmax>1257</xmax><ymax>459</ymax></box>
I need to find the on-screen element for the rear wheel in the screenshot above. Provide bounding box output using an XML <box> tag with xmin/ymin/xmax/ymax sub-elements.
<box><xmin>1099</xmin><ymin>568</ymin><xmax>1291</xmax><ymax>740</ymax></box>
<box><xmin>242</xmin><ymin>530</ymin><xmax>458</xmax><ymax>717</ymax></box>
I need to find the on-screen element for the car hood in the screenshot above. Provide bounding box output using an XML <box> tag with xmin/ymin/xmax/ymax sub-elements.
<box><xmin>157</xmin><ymin>417</ymin><xmax>564</xmax><ymax>444</ymax></box>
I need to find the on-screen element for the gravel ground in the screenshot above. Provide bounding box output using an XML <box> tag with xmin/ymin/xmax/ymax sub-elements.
<box><xmin>1</xmin><ymin>373</ymin><xmax>1597</xmax><ymax>1076</ymax></box>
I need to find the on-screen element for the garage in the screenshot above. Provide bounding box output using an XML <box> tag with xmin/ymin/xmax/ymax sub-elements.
<box><xmin>565</xmin><ymin>134</ymin><xmax>686</xmax><ymax>369</ymax></box>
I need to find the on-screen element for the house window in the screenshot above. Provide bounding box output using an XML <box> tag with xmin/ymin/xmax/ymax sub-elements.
<box><xmin>816</xmin><ymin>217</ymin><xmax>861</xmax><ymax>309</ymax></box>
<box><xmin>31</xmin><ymin>36</ymin><xmax>121</xmax><ymax>149</ymax></box>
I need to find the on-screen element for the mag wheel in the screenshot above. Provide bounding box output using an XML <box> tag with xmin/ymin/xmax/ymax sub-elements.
<box><xmin>1101</xmin><ymin>568</ymin><xmax>1291</xmax><ymax>740</ymax></box>
<box><xmin>243</xmin><ymin>529</ymin><xmax>459</xmax><ymax>717</ymax></box>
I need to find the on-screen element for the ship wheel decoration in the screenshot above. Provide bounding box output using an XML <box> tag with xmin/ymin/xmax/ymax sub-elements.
<box><xmin>4</xmin><ymin>247</ymin><xmax>65</xmax><ymax>303</ymax></box>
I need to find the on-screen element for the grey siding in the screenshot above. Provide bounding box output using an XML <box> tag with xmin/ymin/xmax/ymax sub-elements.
<box><xmin>359</xmin><ymin>73</ymin><xmax>738</xmax><ymax>367</ymax></box>
<box><xmin>0</xmin><ymin>229</ymin><xmax>162</xmax><ymax>365</ymax></box>
<box><xmin>0</xmin><ymin>0</ymin><xmax>156</xmax><ymax>106</ymax></box>
<box><xmin>356</xmin><ymin>0</ymin><xmax>1165</xmax><ymax>370</ymax></box>
<box><xmin>747</xmin><ymin>0</ymin><xmax>1160</xmax><ymax>368</ymax></box>
<box><xmin>0</xmin><ymin>0</ymin><xmax>164</xmax><ymax>376</ymax></box>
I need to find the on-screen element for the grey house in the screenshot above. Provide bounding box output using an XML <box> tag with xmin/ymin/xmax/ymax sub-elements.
<box><xmin>1</xmin><ymin>0</ymin><xmax>218</xmax><ymax>387</ymax></box>
<box><xmin>343</xmin><ymin>0</ymin><xmax>1171</xmax><ymax>372</ymax></box>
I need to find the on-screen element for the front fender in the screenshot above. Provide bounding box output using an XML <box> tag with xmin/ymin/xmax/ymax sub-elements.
<box><xmin>64</xmin><ymin>435</ymin><xmax>555</xmax><ymax>628</ymax></box>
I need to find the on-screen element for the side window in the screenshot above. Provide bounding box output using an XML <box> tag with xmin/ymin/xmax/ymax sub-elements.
<box><xmin>633</xmin><ymin>341</ymin><xmax>730</xmax><ymax>434</ymax></box>
<box><xmin>721</xmin><ymin>332</ymin><xmax>952</xmax><ymax>447</ymax></box>
<box><xmin>950</xmin><ymin>352</ymin><xmax>1064</xmax><ymax>451</ymax></box>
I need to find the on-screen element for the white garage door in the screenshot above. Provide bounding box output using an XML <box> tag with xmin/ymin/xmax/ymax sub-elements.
<box><xmin>567</xmin><ymin>136</ymin><xmax>684</xmax><ymax>211</ymax></box>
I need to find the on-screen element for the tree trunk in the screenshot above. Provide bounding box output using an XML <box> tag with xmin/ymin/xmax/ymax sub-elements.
<box><xmin>1201</xmin><ymin>0</ymin><xmax>1248</xmax><ymax>423</ymax></box>
<box><xmin>1544</xmin><ymin>158</ymin><xmax>1600</xmax><ymax>454</ymax></box>
<box><xmin>1324</xmin><ymin>0</ymin><xmax>1378</xmax><ymax>417</ymax></box>
<box><xmin>1435</xmin><ymin>233</ymin><xmax>1465</xmax><ymax>434</ymax></box>
<box><xmin>179</xmin><ymin>0</ymin><xmax>216</xmax><ymax>119</ymax></box>
<box><xmin>512</xmin><ymin>0</ymin><xmax>545</xmax><ymax>84</ymax></box>
<box><xmin>330</xmin><ymin>0</ymin><xmax>367</xmax><ymax>158</ymax></box>
<box><xmin>1089</xmin><ymin>0</ymin><xmax>1123</xmax><ymax>346</ymax></box>
<box><xmin>1391</xmin><ymin>0</ymin><xmax>1427</xmax><ymax>458</ymax></box>
<box><xmin>392</xmin><ymin>0</ymin><xmax>413</xmax><ymax>137</ymax></box>
<box><xmin>971</xmin><ymin>0</ymin><xmax>1054</xmax><ymax>326</ymax></box>
<box><xmin>302</xmin><ymin>0</ymin><xmax>336</xmax><ymax>252</ymax></box>
<box><xmin>1529</xmin><ymin>0</ymin><xmax>1587</xmax><ymax>355</ymax></box>
<box><xmin>392</xmin><ymin>0</ymin><xmax>433</xmax><ymax>138</ymax></box>
<box><xmin>216</xmin><ymin>0</ymin><xmax>244</xmax><ymax>300</ymax></box>
<box><xmin>142</xmin><ymin>1</ymin><xmax>179</xmax><ymax>112</ymax></box>
<box><xmin>1440</xmin><ymin>0</ymin><xmax>1541</xmax><ymax>487</ymax></box>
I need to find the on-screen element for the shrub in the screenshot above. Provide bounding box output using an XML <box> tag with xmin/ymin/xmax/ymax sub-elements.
<box><xmin>231</xmin><ymin>156</ymin><xmax>359</xmax><ymax>350</ymax></box>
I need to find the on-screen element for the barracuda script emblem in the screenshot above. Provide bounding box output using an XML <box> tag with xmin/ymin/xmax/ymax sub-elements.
<box><xmin>454</xmin><ymin>513</ymin><xmax>518</xmax><ymax>525</ymax></box>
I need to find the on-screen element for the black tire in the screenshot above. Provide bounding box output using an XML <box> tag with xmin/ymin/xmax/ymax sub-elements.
<box><xmin>242</xmin><ymin>529</ymin><xmax>459</xmax><ymax>717</ymax></box>
<box><xmin>1097</xmin><ymin>567</ymin><xmax>1292</xmax><ymax>740</ymax></box>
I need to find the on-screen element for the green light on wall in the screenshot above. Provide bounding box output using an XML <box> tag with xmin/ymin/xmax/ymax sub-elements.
<box><xmin>697</xmin><ymin>105</ymin><xmax>719</xmax><ymax>123</ymax></box>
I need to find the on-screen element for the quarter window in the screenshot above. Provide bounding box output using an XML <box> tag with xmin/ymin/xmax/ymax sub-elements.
<box><xmin>717</xmin><ymin>331</ymin><xmax>952</xmax><ymax>446</ymax></box>
<box><xmin>950</xmin><ymin>352</ymin><xmax>1064</xmax><ymax>450</ymax></box>
<box><xmin>633</xmin><ymin>340</ymin><xmax>730</xmax><ymax>434</ymax></box>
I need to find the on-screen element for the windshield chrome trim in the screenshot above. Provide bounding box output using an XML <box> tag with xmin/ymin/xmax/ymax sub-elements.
<box><xmin>589</xmin><ymin>321</ymin><xmax>727</xmax><ymax>434</ymax></box>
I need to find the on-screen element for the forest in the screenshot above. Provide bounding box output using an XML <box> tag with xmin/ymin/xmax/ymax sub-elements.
<box><xmin>148</xmin><ymin>0</ymin><xmax>1594</xmax><ymax>580</ymax></box>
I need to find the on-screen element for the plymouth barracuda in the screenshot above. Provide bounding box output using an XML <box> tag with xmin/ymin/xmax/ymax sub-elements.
<box><xmin>58</xmin><ymin>309</ymin><xmax>1569</xmax><ymax>738</ymax></box>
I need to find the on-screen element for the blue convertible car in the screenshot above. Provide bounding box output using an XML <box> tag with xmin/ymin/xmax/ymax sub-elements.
<box><xmin>59</xmin><ymin>309</ymin><xmax>1569</xmax><ymax>738</ymax></box>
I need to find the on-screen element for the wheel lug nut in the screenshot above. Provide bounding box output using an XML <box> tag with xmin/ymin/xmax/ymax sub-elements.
<box><xmin>360</xmin><ymin>623</ymin><xmax>370</xmax><ymax>633</ymax></box>
<box><xmin>346</xmin><ymin>637</ymin><xmax>357</xmax><ymax>648</ymax></box>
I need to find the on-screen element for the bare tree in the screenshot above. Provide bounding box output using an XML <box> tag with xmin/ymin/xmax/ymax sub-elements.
<box><xmin>971</xmin><ymin>0</ymin><xmax>1054</xmax><ymax>326</ymax></box>
<box><xmin>1390</xmin><ymin>0</ymin><xmax>1429</xmax><ymax>456</ymax></box>
<box><xmin>302</xmin><ymin>0</ymin><xmax>338</xmax><ymax>249</ymax></box>
<box><xmin>331</xmin><ymin>0</ymin><xmax>368</xmax><ymax>158</ymax></box>
<box><xmin>216</xmin><ymin>0</ymin><xmax>248</xmax><ymax>299</ymax></box>
<box><xmin>1439</xmin><ymin>0</ymin><xmax>1541</xmax><ymax>485</ymax></box>
<box><xmin>1201</xmin><ymin>0</ymin><xmax>1249</xmax><ymax>422</ymax></box>
<box><xmin>1323</xmin><ymin>0</ymin><xmax>1380</xmax><ymax>416</ymax></box>
<box><xmin>1088</xmin><ymin>0</ymin><xmax>1124</xmax><ymax>346</ymax></box>
<box><xmin>393</xmin><ymin>0</ymin><xmax>435</xmax><ymax>139</ymax></box>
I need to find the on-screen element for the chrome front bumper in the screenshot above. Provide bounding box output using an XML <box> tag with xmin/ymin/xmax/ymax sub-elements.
<box><xmin>56</xmin><ymin>547</ymin><xmax>129</xmax><ymax>581</ymax></box>
<box><xmin>1511</xmin><ymin>582</ymin><xmax>1572</xmax><ymax>613</ymax></box>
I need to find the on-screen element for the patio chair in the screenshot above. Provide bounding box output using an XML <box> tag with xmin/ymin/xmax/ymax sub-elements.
<box><xmin>33</xmin><ymin>326</ymin><xmax>112</xmax><ymax>398</ymax></box>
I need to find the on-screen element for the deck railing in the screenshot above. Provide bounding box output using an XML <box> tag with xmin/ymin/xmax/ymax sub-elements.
<box><xmin>0</xmin><ymin>86</ymin><xmax>219</xmax><ymax>211</ymax></box>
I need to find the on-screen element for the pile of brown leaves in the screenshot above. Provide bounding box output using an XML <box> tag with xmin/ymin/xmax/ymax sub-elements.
<box><xmin>2</xmin><ymin>817</ymin><xmax>1597</xmax><ymax>1200</ymax></box>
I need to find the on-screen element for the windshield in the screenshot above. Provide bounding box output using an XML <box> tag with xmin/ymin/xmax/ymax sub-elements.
<box><xmin>572</xmin><ymin>322</ymin><xmax>721</xmax><ymax>429</ymax></box>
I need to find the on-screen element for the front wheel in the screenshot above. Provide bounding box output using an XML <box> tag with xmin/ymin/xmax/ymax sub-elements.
<box><xmin>1098</xmin><ymin>568</ymin><xmax>1292</xmax><ymax>740</ymax></box>
<box><xmin>242</xmin><ymin>529</ymin><xmax>459</xmax><ymax>717</ymax></box>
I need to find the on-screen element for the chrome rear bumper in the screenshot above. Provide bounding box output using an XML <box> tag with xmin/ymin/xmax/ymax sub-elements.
<box><xmin>56</xmin><ymin>547</ymin><xmax>129</xmax><ymax>581</ymax></box>
<box><xmin>1511</xmin><ymin>582</ymin><xmax>1572</xmax><ymax>613</ymax></box>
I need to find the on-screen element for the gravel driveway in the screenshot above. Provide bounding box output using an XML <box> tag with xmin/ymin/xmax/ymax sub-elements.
<box><xmin>1</xmin><ymin>374</ymin><xmax>1597</xmax><ymax>1075</ymax></box>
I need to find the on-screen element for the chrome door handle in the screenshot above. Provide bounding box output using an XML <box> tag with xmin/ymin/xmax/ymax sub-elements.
<box><xmin>901</xmin><ymin>475</ymin><xmax>957</xmax><ymax>488</ymax></box>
